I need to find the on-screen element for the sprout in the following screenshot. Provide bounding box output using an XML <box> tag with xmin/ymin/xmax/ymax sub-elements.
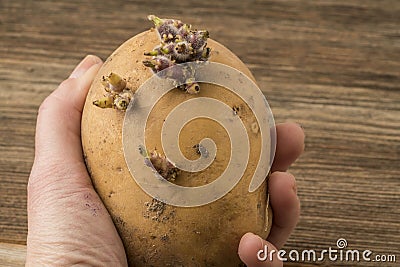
<box><xmin>93</xmin><ymin>72</ymin><xmax>134</xmax><ymax>110</ymax></box>
<box><xmin>149</xmin><ymin>150</ymin><xmax>180</xmax><ymax>182</ymax></box>
<box><xmin>139</xmin><ymin>147</ymin><xmax>180</xmax><ymax>182</ymax></box>
<box><xmin>93</xmin><ymin>94</ymin><xmax>114</xmax><ymax>109</ymax></box>
<box><xmin>143</xmin><ymin>56</ymin><xmax>174</xmax><ymax>73</ymax></box>
<box><xmin>94</xmin><ymin>15</ymin><xmax>211</xmax><ymax>111</ymax></box>
<box><xmin>101</xmin><ymin>72</ymin><xmax>126</xmax><ymax>93</ymax></box>
<box><xmin>144</xmin><ymin>15</ymin><xmax>211</xmax><ymax>94</ymax></box>
<box><xmin>113</xmin><ymin>90</ymin><xmax>134</xmax><ymax>111</ymax></box>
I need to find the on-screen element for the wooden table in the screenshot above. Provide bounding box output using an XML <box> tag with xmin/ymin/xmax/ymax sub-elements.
<box><xmin>1</xmin><ymin>1</ymin><xmax>399</xmax><ymax>266</ymax></box>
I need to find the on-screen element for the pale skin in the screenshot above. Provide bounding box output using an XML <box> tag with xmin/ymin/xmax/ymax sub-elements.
<box><xmin>27</xmin><ymin>55</ymin><xmax>304</xmax><ymax>267</ymax></box>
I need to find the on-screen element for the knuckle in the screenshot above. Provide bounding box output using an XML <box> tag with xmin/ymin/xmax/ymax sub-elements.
<box><xmin>37</xmin><ymin>77</ymin><xmax>77</xmax><ymax>116</ymax></box>
<box><xmin>284</xmin><ymin>171</ymin><xmax>296</xmax><ymax>183</ymax></box>
<box><xmin>39</xmin><ymin>78</ymin><xmax>76</xmax><ymax>108</ymax></box>
<box><xmin>37</xmin><ymin>95</ymin><xmax>53</xmax><ymax>115</ymax></box>
<box><xmin>58</xmin><ymin>77</ymin><xmax>76</xmax><ymax>90</ymax></box>
<box><xmin>269</xmin><ymin>171</ymin><xmax>297</xmax><ymax>195</ymax></box>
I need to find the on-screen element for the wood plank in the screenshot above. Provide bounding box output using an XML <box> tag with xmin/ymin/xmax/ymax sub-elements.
<box><xmin>0</xmin><ymin>0</ymin><xmax>399</xmax><ymax>266</ymax></box>
<box><xmin>0</xmin><ymin>243</ymin><xmax>26</xmax><ymax>267</ymax></box>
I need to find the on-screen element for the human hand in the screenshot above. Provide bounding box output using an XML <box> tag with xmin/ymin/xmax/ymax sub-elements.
<box><xmin>27</xmin><ymin>54</ymin><xmax>303</xmax><ymax>266</ymax></box>
<box><xmin>238</xmin><ymin>123</ymin><xmax>304</xmax><ymax>266</ymax></box>
<box><xmin>27</xmin><ymin>55</ymin><xmax>128</xmax><ymax>266</ymax></box>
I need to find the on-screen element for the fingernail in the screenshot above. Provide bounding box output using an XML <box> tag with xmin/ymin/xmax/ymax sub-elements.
<box><xmin>297</xmin><ymin>123</ymin><xmax>304</xmax><ymax>132</ymax></box>
<box><xmin>292</xmin><ymin>180</ymin><xmax>298</xmax><ymax>194</ymax></box>
<box><xmin>296</xmin><ymin>123</ymin><xmax>306</xmax><ymax>151</ymax></box>
<box><xmin>246</xmin><ymin>232</ymin><xmax>256</xmax><ymax>238</ymax></box>
<box><xmin>70</xmin><ymin>55</ymin><xmax>102</xmax><ymax>79</ymax></box>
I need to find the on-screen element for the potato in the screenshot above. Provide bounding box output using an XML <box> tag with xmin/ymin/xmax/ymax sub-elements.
<box><xmin>82</xmin><ymin>18</ymin><xmax>273</xmax><ymax>266</ymax></box>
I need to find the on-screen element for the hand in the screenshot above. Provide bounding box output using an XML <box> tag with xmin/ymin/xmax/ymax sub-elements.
<box><xmin>27</xmin><ymin>55</ymin><xmax>127</xmax><ymax>266</ymax></box>
<box><xmin>238</xmin><ymin>123</ymin><xmax>304</xmax><ymax>267</ymax></box>
<box><xmin>27</xmin><ymin>55</ymin><xmax>304</xmax><ymax>266</ymax></box>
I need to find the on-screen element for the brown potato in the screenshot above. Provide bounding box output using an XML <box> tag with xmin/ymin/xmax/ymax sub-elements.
<box><xmin>81</xmin><ymin>29</ymin><xmax>273</xmax><ymax>266</ymax></box>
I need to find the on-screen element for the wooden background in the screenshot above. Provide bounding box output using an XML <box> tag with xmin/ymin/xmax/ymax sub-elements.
<box><xmin>0</xmin><ymin>0</ymin><xmax>399</xmax><ymax>266</ymax></box>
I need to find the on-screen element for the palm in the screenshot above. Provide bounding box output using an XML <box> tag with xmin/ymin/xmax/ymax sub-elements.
<box><xmin>28</xmin><ymin>164</ymin><xmax>126</xmax><ymax>265</ymax></box>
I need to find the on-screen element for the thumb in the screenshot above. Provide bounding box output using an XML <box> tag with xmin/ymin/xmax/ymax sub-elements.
<box><xmin>238</xmin><ymin>233</ymin><xmax>283</xmax><ymax>267</ymax></box>
<box><xmin>34</xmin><ymin>55</ymin><xmax>102</xmax><ymax>166</ymax></box>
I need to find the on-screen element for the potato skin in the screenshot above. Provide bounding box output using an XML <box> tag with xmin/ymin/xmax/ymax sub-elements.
<box><xmin>81</xmin><ymin>29</ymin><xmax>272</xmax><ymax>266</ymax></box>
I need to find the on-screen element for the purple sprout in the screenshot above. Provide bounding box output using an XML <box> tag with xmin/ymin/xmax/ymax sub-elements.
<box><xmin>143</xmin><ymin>15</ymin><xmax>211</xmax><ymax>94</ymax></box>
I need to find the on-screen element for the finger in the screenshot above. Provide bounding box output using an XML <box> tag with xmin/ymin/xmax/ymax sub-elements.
<box><xmin>70</xmin><ymin>54</ymin><xmax>102</xmax><ymax>78</ymax></box>
<box><xmin>34</xmin><ymin>55</ymin><xmax>102</xmax><ymax>165</ymax></box>
<box><xmin>238</xmin><ymin>232</ymin><xmax>283</xmax><ymax>267</ymax></box>
<box><xmin>267</xmin><ymin>171</ymin><xmax>300</xmax><ymax>249</ymax></box>
<box><xmin>271</xmin><ymin>123</ymin><xmax>305</xmax><ymax>172</ymax></box>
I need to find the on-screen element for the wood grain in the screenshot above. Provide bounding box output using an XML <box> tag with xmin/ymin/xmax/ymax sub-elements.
<box><xmin>0</xmin><ymin>0</ymin><xmax>399</xmax><ymax>266</ymax></box>
<box><xmin>0</xmin><ymin>243</ymin><xmax>26</xmax><ymax>267</ymax></box>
